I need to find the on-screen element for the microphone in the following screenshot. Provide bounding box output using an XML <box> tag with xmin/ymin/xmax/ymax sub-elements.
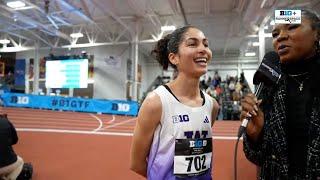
<box><xmin>237</xmin><ymin>51</ymin><xmax>282</xmax><ymax>138</ymax></box>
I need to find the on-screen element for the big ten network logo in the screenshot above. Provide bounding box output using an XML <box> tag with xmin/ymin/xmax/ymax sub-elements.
<box><xmin>10</xmin><ymin>96</ymin><xmax>29</xmax><ymax>105</ymax></box>
<box><xmin>275</xmin><ymin>10</ymin><xmax>301</xmax><ymax>24</ymax></box>
<box><xmin>172</xmin><ymin>114</ymin><xmax>190</xmax><ymax>123</ymax></box>
<box><xmin>189</xmin><ymin>139</ymin><xmax>207</xmax><ymax>148</ymax></box>
<box><xmin>111</xmin><ymin>103</ymin><xmax>130</xmax><ymax>112</ymax></box>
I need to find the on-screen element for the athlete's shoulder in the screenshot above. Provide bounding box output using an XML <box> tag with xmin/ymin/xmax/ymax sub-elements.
<box><xmin>140</xmin><ymin>91</ymin><xmax>162</xmax><ymax>114</ymax></box>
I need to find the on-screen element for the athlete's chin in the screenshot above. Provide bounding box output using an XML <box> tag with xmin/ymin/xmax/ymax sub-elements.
<box><xmin>195</xmin><ymin>69</ymin><xmax>207</xmax><ymax>77</ymax></box>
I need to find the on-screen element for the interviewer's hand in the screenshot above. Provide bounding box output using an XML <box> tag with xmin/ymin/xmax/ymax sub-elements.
<box><xmin>240</xmin><ymin>93</ymin><xmax>264</xmax><ymax>142</ymax></box>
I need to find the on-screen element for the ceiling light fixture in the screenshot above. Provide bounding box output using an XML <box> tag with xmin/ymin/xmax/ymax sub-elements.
<box><xmin>252</xmin><ymin>42</ymin><xmax>260</xmax><ymax>46</ymax></box>
<box><xmin>0</xmin><ymin>39</ymin><xmax>10</xmax><ymax>44</ymax></box>
<box><xmin>70</xmin><ymin>33</ymin><xmax>83</xmax><ymax>38</ymax></box>
<box><xmin>161</xmin><ymin>25</ymin><xmax>176</xmax><ymax>31</ymax></box>
<box><xmin>6</xmin><ymin>1</ymin><xmax>26</xmax><ymax>9</ymax></box>
<box><xmin>245</xmin><ymin>52</ymin><xmax>256</xmax><ymax>57</ymax></box>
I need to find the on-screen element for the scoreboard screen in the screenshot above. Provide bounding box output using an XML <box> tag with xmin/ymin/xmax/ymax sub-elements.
<box><xmin>45</xmin><ymin>59</ymin><xmax>88</xmax><ymax>88</ymax></box>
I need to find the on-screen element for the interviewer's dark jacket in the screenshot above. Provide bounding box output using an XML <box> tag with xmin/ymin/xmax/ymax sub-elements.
<box><xmin>243</xmin><ymin>56</ymin><xmax>320</xmax><ymax>180</ymax></box>
<box><xmin>0</xmin><ymin>114</ymin><xmax>18</xmax><ymax>167</ymax></box>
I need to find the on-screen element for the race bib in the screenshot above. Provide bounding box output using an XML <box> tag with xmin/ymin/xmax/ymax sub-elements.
<box><xmin>174</xmin><ymin>138</ymin><xmax>212</xmax><ymax>178</ymax></box>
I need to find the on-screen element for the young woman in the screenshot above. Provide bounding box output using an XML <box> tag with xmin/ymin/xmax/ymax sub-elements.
<box><xmin>130</xmin><ymin>26</ymin><xmax>219</xmax><ymax>179</ymax></box>
<box><xmin>240</xmin><ymin>9</ymin><xmax>320</xmax><ymax>179</ymax></box>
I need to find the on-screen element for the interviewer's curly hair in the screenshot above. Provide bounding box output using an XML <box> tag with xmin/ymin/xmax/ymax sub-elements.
<box><xmin>151</xmin><ymin>25</ymin><xmax>196</xmax><ymax>70</ymax></box>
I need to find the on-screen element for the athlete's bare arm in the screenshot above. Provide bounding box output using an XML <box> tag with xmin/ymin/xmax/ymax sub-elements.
<box><xmin>211</xmin><ymin>98</ymin><xmax>219</xmax><ymax>127</ymax></box>
<box><xmin>130</xmin><ymin>92</ymin><xmax>162</xmax><ymax>177</ymax></box>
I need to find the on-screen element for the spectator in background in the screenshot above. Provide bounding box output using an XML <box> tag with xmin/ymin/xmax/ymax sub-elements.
<box><xmin>215</xmin><ymin>84</ymin><xmax>222</xmax><ymax>97</ymax></box>
<box><xmin>4</xmin><ymin>71</ymin><xmax>14</xmax><ymax>90</ymax></box>
<box><xmin>0</xmin><ymin>114</ymin><xmax>24</xmax><ymax>180</ymax></box>
<box><xmin>240</xmin><ymin>72</ymin><xmax>245</xmax><ymax>84</ymax></box>
<box><xmin>206</xmin><ymin>85</ymin><xmax>216</xmax><ymax>98</ymax></box>
<box><xmin>226</xmin><ymin>75</ymin><xmax>231</xmax><ymax>85</ymax></box>
<box><xmin>235</xmin><ymin>81</ymin><xmax>242</xmax><ymax>93</ymax></box>
<box><xmin>214</xmin><ymin>71</ymin><xmax>221</xmax><ymax>83</ymax></box>
<box><xmin>228</xmin><ymin>77</ymin><xmax>235</xmax><ymax>95</ymax></box>
<box><xmin>200</xmin><ymin>78</ymin><xmax>208</xmax><ymax>90</ymax></box>
<box><xmin>234</xmin><ymin>81</ymin><xmax>243</xmax><ymax>101</ymax></box>
<box><xmin>206</xmin><ymin>76</ymin><xmax>212</xmax><ymax>88</ymax></box>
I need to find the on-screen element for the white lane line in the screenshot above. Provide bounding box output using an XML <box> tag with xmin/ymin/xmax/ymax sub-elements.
<box><xmin>213</xmin><ymin>136</ymin><xmax>242</xmax><ymax>140</ymax></box>
<box><xmin>89</xmin><ymin>113</ymin><xmax>103</xmax><ymax>132</ymax></box>
<box><xmin>107</xmin><ymin>115</ymin><xmax>116</xmax><ymax>124</ymax></box>
<box><xmin>101</xmin><ymin>118</ymin><xmax>136</xmax><ymax>130</ymax></box>
<box><xmin>17</xmin><ymin>128</ymin><xmax>133</xmax><ymax>136</ymax></box>
<box><xmin>16</xmin><ymin>128</ymin><xmax>241</xmax><ymax>140</ymax></box>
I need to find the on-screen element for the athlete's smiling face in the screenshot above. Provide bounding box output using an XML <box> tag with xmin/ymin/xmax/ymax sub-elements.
<box><xmin>169</xmin><ymin>28</ymin><xmax>212</xmax><ymax>77</ymax></box>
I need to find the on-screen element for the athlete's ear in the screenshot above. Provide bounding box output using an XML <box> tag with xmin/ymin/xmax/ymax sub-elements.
<box><xmin>168</xmin><ymin>52</ymin><xmax>179</xmax><ymax>65</ymax></box>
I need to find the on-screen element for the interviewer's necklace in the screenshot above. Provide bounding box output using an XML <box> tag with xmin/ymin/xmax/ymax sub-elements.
<box><xmin>288</xmin><ymin>72</ymin><xmax>309</xmax><ymax>92</ymax></box>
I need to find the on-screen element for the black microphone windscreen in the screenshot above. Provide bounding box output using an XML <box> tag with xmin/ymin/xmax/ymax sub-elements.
<box><xmin>253</xmin><ymin>51</ymin><xmax>282</xmax><ymax>86</ymax></box>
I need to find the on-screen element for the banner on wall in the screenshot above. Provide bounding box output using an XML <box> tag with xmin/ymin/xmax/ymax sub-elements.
<box><xmin>14</xmin><ymin>59</ymin><xmax>25</xmax><ymax>87</ymax></box>
<box><xmin>104</xmin><ymin>55</ymin><xmax>121</xmax><ymax>69</ymax></box>
<box><xmin>1</xmin><ymin>93</ymin><xmax>139</xmax><ymax>116</ymax></box>
<box><xmin>88</xmin><ymin>55</ymin><xmax>94</xmax><ymax>78</ymax></box>
<box><xmin>39</xmin><ymin>57</ymin><xmax>46</xmax><ymax>79</ymax></box>
<box><xmin>28</xmin><ymin>58</ymin><xmax>34</xmax><ymax>80</ymax></box>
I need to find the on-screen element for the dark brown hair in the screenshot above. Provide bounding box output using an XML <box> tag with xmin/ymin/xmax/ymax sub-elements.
<box><xmin>151</xmin><ymin>25</ymin><xmax>196</xmax><ymax>70</ymax></box>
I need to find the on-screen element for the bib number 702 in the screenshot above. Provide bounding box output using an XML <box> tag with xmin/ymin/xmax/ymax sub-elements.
<box><xmin>185</xmin><ymin>155</ymin><xmax>206</xmax><ymax>172</ymax></box>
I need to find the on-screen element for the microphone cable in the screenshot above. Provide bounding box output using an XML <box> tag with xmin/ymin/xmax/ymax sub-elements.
<box><xmin>234</xmin><ymin>135</ymin><xmax>241</xmax><ymax>180</ymax></box>
<box><xmin>233</xmin><ymin>83</ymin><xmax>264</xmax><ymax>180</ymax></box>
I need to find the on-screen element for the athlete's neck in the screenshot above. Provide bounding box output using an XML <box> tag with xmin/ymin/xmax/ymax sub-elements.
<box><xmin>169</xmin><ymin>75</ymin><xmax>200</xmax><ymax>99</ymax></box>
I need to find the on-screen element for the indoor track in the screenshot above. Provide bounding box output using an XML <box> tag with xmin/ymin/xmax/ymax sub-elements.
<box><xmin>4</xmin><ymin>107</ymin><xmax>256</xmax><ymax>180</ymax></box>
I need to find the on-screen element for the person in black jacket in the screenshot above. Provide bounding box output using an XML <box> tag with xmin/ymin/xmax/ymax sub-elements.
<box><xmin>240</xmin><ymin>9</ymin><xmax>320</xmax><ymax>179</ymax></box>
<box><xmin>0</xmin><ymin>114</ymin><xmax>24</xmax><ymax>180</ymax></box>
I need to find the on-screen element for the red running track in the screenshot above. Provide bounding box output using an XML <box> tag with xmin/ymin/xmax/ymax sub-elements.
<box><xmin>3</xmin><ymin>107</ymin><xmax>257</xmax><ymax>180</ymax></box>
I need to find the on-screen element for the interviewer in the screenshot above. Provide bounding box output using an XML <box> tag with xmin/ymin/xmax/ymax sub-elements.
<box><xmin>240</xmin><ymin>9</ymin><xmax>320</xmax><ymax>179</ymax></box>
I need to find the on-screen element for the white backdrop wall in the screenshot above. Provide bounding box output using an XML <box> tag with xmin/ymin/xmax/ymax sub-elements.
<box><xmin>16</xmin><ymin>45</ymin><xmax>148</xmax><ymax>100</ymax></box>
<box><xmin>16</xmin><ymin>47</ymin><xmax>259</xmax><ymax>100</ymax></box>
<box><xmin>145</xmin><ymin>63</ymin><xmax>162</xmax><ymax>86</ymax></box>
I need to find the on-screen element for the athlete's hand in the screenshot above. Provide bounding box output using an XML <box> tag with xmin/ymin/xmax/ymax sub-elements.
<box><xmin>240</xmin><ymin>93</ymin><xmax>264</xmax><ymax>142</ymax></box>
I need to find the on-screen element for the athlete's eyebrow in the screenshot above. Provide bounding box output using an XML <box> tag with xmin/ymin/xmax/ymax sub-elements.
<box><xmin>185</xmin><ymin>37</ymin><xmax>208</xmax><ymax>43</ymax></box>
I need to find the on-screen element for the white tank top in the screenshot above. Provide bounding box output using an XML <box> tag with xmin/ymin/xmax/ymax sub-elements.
<box><xmin>147</xmin><ymin>85</ymin><xmax>214</xmax><ymax>180</ymax></box>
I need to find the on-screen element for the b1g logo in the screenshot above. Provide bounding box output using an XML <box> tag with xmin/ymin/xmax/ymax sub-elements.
<box><xmin>280</xmin><ymin>10</ymin><xmax>295</xmax><ymax>16</ymax></box>
<box><xmin>10</xmin><ymin>96</ymin><xmax>29</xmax><ymax>105</ymax></box>
<box><xmin>189</xmin><ymin>139</ymin><xmax>207</xmax><ymax>148</ymax></box>
<box><xmin>111</xmin><ymin>103</ymin><xmax>130</xmax><ymax>112</ymax></box>
<box><xmin>275</xmin><ymin>10</ymin><xmax>301</xmax><ymax>24</ymax></box>
<box><xmin>172</xmin><ymin>114</ymin><xmax>189</xmax><ymax>123</ymax></box>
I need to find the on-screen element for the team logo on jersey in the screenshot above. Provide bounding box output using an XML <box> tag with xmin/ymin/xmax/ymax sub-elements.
<box><xmin>172</xmin><ymin>114</ymin><xmax>190</xmax><ymax>123</ymax></box>
<box><xmin>203</xmin><ymin>116</ymin><xmax>209</xmax><ymax>123</ymax></box>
